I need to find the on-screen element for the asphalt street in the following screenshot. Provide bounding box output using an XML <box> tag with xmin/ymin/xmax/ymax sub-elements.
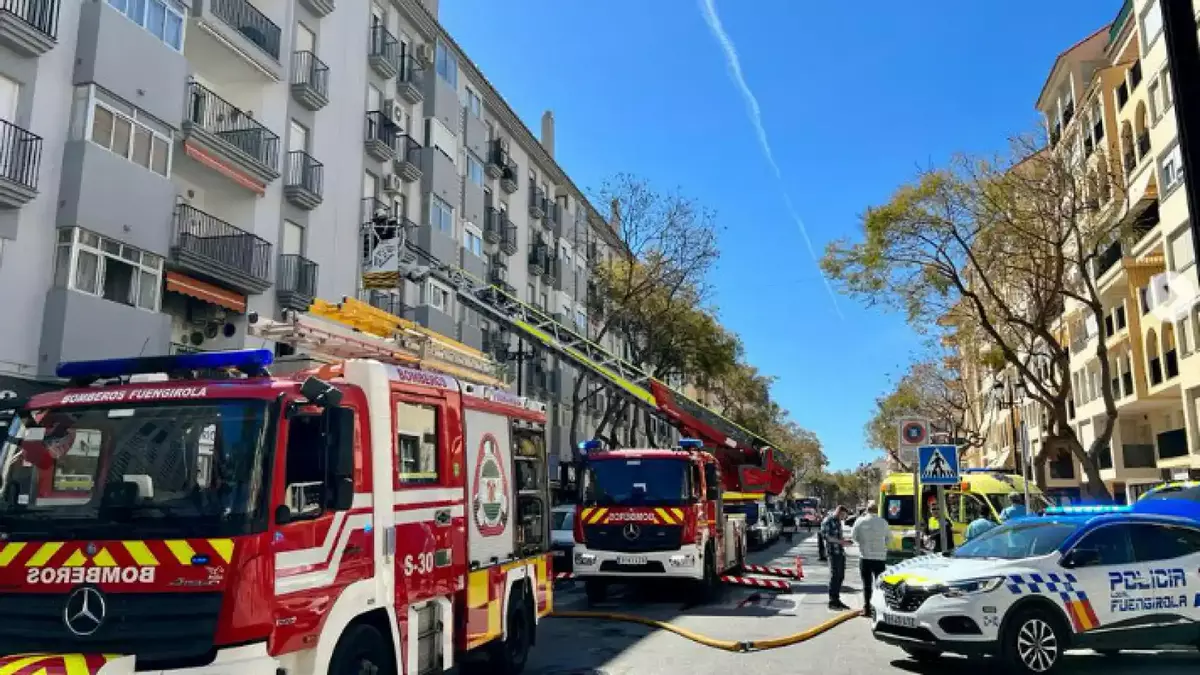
<box><xmin>524</xmin><ymin>531</ymin><xmax>1200</xmax><ymax>675</ymax></box>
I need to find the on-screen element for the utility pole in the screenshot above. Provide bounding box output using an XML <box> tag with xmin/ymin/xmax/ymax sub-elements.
<box><xmin>1161</xmin><ymin>0</ymin><xmax>1200</xmax><ymax>285</ymax></box>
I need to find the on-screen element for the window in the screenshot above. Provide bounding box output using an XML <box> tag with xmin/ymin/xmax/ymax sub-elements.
<box><xmin>1149</xmin><ymin>79</ymin><xmax>1162</xmax><ymax>122</ymax></box>
<box><xmin>465</xmin><ymin>87</ymin><xmax>481</xmax><ymax>118</ymax></box>
<box><xmin>466</xmin><ymin>152</ymin><xmax>484</xmax><ymax>186</ymax></box>
<box><xmin>435</xmin><ymin>41</ymin><xmax>457</xmax><ymax>88</ymax></box>
<box><xmin>107</xmin><ymin>0</ymin><xmax>183</xmax><ymax>50</ymax></box>
<box><xmin>539</xmin><ymin>292</ymin><xmax>548</xmax><ymax>310</ymax></box>
<box><xmin>463</xmin><ymin>226</ymin><xmax>483</xmax><ymax>258</ymax></box>
<box><xmin>1131</xmin><ymin>524</ymin><xmax>1200</xmax><ymax>561</ymax></box>
<box><xmin>1072</xmin><ymin>524</ymin><xmax>1135</xmax><ymax>566</ymax></box>
<box><xmin>395</xmin><ymin>401</ymin><xmax>439</xmax><ymax>484</ymax></box>
<box><xmin>282</xmin><ymin>413</ymin><xmax>326</xmax><ymax>519</ymax></box>
<box><xmin>53</xmin><ymin>227</ymin><xmax>163</xmax><ymax>312</ymax></box>
<box><xmin>423</xmin><ymin>280</ymin><xmax>450</xmax><ymax>312</ymax></box>
<box><xmin>425</xmin><ymin>118</ymin><xmax>456</xmax><ymax>161</ymax></box>
<box><xmin>77</xmin><ymin>85</ymin><xmax>171</xmax><ymax>177</ymax></box>
<box><xmin>1160</xmin><ymin>67</ymin><xmax>1173</xmax><ymax>110</ymax></box>
<box><xmin>1161</xmin><ymin>145</ymin><xmax>1184</xmax><ymax>193</ymax></box>
<box><xmin>429</xmin><ymin>195</ymin><xmax>453</xmax><ymax>234</ymax></box>
<box><xmin>575</xmin><ymin>309</ymin><xmax>586</xmax><ymax>327</ymax></box>
<box><xmin>1141</xmin><ymin>0</ymin><xmax>1163</xmax><ymax>49</ymax></box>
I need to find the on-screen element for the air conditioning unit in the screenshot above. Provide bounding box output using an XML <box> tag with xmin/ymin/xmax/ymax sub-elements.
<box><xmin>415</xmin><ymin>44</ymin><xmax>433</xmax><ymax>65</ymax></box>
<box><xmin>389</xmin><ymin>101</ymin><xmax>406</xmax><ymax>125</ymax></box>
<box><xmin>383</xmin><ymin>173</ymin><xmax>404</xmax><ymax>193</ymax></box>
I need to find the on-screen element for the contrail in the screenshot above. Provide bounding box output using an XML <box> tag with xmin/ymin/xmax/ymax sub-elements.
<box><xmin>698</xmin><ymin>0</ymin><xmax>843</xmax><ymax>319</ymax></box>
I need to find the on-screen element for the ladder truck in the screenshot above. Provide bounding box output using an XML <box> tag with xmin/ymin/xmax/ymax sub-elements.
<box><xmin>0</xmin><ymin>300</ymin><xmax>554</xmax><ymax>675</ymax></box>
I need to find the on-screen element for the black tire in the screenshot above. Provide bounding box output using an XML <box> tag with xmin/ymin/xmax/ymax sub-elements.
<box><xmin>328</xmin><ymin>623</ymin><xmax>394</xmax><ymax>675</ymax></box>
<box><xmin>584</xmin><ymin>579</ymin><xmax>607</xmax><ymax>605</ymax></box>
<box><xmin>693</xmin><ymin>544</ymin><xmax>719</xmax><ymax>604</ymax></box>
<box><xmin>1001</xmin><ymin>608</ymin><xmax>1067</xmax><ymax>674</ymax></box>
<box><xmin>902</xmin><ymin>646</ymin><xmax>941</xmax><ymax>663</ymax></box>
<box><xmin>490</xmin><ymin>586</ymin><xmax>533</xmax><ymax>675</ymax></box>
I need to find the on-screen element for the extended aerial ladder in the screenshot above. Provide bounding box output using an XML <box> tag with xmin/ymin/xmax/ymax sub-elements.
<box><xmin>336</xmin><ymin>233</ymin><xmax>793</xmax><ymax>495</ymax></box>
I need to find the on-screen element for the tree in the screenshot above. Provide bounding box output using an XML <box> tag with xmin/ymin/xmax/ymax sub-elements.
<box><xmin>822</xmin><ymin>137</ymin><xmax>1128</xmax><ymax>500</ymax></box>
<box><xmin>569</xmin><ymin>174</ymin><xmax>722</xmax><ymax>449</ymax></box>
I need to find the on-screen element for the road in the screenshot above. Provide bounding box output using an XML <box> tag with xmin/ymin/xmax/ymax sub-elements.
<box><xmin>523</xmin><ymin>532</ymin><xmax>1200</xmax><ymax>675</ymax></box>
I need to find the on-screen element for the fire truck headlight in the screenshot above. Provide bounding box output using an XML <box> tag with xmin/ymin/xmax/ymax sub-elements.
<box><xmin>668</xmin><ymin>554</ymin><xmax>695</xmax><ymax>567</ymax></box>
<box><xmin>575</xmin><ymin>553</ymin><xmax>597</xmax><ymax>566</ymax></box>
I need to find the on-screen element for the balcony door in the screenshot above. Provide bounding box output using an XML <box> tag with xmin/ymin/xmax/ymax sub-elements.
<box><xmin>367</xmin><ymin>84</ymin><xmax>382</xmax><ymax>115</ymax></box>
<box><xmin>0</xmin><ymin>75</ymin><xmax>18</xmax><ymax>122</ymax></box>
<box><xmin>295</xmin><ymin>22</ymin><xmax>315</xmax><ymax>54</ymax></box>
<box><xmin>289</xmin><ymin>120</ymin><xmax>308</xmax><ymax>153</ymax></box>
<box><xmin>282</xmin><ymin>220</ymin><xmax>303</xmax><ymax>256</ymax></box>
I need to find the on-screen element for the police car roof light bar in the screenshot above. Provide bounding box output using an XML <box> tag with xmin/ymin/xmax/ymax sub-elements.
<box><xmin>1043</xmin><ymin>504</ymin><xmax>1130</xmax><ymax>515</ymax></box>
<box><xmin>578</xmin><ymin>439</ymin><xmax>604</xmax><ymax>453</ymax></box>
<box><xmin>56</xmin><ymin>349</ymin><xmax>275</xmax><ymax>381</ymax></box>
<box><xmin>679</xmin><ymin>438</ymin><xmax>704</xmax><ymax>450</ymax></box>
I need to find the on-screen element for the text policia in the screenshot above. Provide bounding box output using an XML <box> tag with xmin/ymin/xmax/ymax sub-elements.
<box><xmin>1107</xmin><ymin>568</ymin><xmax>1197</xmax><ymax>613</ymax></box>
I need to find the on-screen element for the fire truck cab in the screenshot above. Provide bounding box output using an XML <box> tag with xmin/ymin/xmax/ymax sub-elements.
<box><xmin>0</xmin><ymin>347</ymin><xmax>553</xmax><ymax>675</ymax></box>
<box><xmin>570</xmin><ymin>439</ymin><xmax>747</xmax><ymax>603</ymax></box>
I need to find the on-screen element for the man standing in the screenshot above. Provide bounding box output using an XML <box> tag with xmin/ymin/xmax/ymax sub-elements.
<box><xmin>1000</xmin><ymin>493</ymin><xmax>1027</xmax><ymax>522</ymax></box>
<box><xmin>821</xmin><ymin>505</ymin><xmax>852</xmax><ymax>611</ymax></box>
<box><xmin>850</xmin><ymin>500</ymin><xmax>889</xmax><ymax>617</ymax></box>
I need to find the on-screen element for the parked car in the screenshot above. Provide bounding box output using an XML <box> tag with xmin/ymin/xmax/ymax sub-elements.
<box><xmin>550</xmin><ymin>504</ymin><xmax>576</xmax><ymax>571</ymax></box>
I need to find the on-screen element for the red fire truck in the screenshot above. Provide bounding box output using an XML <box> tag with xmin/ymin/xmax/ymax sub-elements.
<box><xmin>0</xmin><ymin>315</ymin><xmax>553</xmax><ymax>675</ymax></box>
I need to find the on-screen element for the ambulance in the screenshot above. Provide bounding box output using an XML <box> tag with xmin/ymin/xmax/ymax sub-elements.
<box><xmin>870</xmin><ymin>501</ymin><xmax>1200</xmax><ymax>673</ymax></box>
<box><xmin>878</xmin><ymin>470</ymin><xmax>1049</xmax><ymax>562</ymax></box>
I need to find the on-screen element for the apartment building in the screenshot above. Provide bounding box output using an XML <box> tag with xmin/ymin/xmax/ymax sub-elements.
<box><xmin>0</xmin><ymin>0</ymin><xmax>634</xmax><ymax>473</ymax></box>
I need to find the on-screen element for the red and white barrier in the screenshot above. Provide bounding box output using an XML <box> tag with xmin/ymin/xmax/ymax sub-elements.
<box><xmin>720</xmin><ymin>575</ymin><xmax>790</xmax><ymax>590</ymax></box>
<box><xmin>743</xmin><ymin>564</ymin><xmax>804</xmax><ymax>579</ymax></box>
<box><xmin>554</xmin><ymin>572</ymin><xmax>576</xmax><ymax>580</ymax></box>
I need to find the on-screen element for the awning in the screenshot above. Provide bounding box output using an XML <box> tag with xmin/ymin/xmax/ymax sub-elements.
<box><xmin>165</xmin><ymin>271</ymin><xmax>247</xmax><ymax>313</ymax></box>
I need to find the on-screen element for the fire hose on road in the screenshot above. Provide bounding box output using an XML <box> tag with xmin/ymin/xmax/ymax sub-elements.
<box><xmin>549</xmin><ymin>608</ymin><xmax>860</xmax><ymax>653</ymax></box>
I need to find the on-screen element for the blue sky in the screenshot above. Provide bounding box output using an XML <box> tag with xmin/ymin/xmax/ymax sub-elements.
<box><xmin>440</xmin><ymin>0</ymin><xmax>1118</xmax><ymax>470</ymax></box>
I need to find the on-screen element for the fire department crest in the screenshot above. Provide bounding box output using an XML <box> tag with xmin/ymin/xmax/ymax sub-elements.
<box><xmin>472</xmin><ymin>434</ymin><xmax>510</xmax><ymax>537</ymax></box>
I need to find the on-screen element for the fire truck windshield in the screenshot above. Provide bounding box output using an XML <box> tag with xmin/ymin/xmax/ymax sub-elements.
<box><xmin>0</xmin><ymin>400</ymin><xmax>272</xmax><ymax>539</ymax></box>
<box><xmin>582</xmin><ymin>458</ymin><xmax>690</xmax><ymax>507</ymax></box>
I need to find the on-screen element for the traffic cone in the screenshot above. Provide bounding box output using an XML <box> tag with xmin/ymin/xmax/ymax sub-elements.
<box><xmin>794</xmin><ymin>556</ymin><xmax>804</xmax><ymax>579</ymax></box>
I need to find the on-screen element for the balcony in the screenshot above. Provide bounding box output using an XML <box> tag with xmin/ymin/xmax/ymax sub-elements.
<box><xmin>394</xmin><ymin>135</ymin><xmax>422</xmax><ymax>182</ymax></box>
<box><xmin>1122</xmin><ymin>444</ymin><xmax>1156</xmax><ymax>469</ymax></box>
<box><xmin>528</xmin><ymin>245</ymin><xmax>547</xmax><ymax>277</ymax></box>
<box><xmin>276</xmin><ymin>253</ymin><xmax>318</xmax><ymax>311</ymax></box>
<box><xmin>290</xmin><ymin>51</ymin><xmax>329</xmax><ymax>111</ymax></box>
<box><xmin>1136</xmin><ymin>133</ymin><xmax>1151</xmax><ymax>160</ymax></box>
<box><xmin>485</xmin><ymin>139</ymin><xmax>506</xmax><ymax>180</ymax></box>
<box><xmin>544</xmin><ymin>199</ymin><xmax>559</xmax><ymax>229</ymax></box>
<box><xmin>500</xmin><ymin>159</ymin><xmax>518</xmax><ymax>194</ymax></box>
<box><xmin>396</xmin><ymin>56</ymin><xmax>423</xmax><ymax>104</ymax></box>
<box><xmin>543</xmin><ymin>255</ymin><xmax>558</xmax><ymax>285</ymax></box>
<box><xmin>191</xmin><ymin>0</ymin><xmax>283</xmax><ymax>81</ymax></box>
<box><xmin>297</xmin><ymin>0</ymin><xmax>332</xmax><ymax>19</ymax></box>
<box><xmin>1094</xmin><ymin>240</ymin><xmax>1122</xmax><ymax>279</ymax></box>
<box><xmin>364</xmin><ymin>290</ymin><xmax>410</xmax><ymax>319</ymax></box>
<box><xmin>499</xmin><ymin>213</ymin><xmax>517</xmax><ymax>255</ymax></box>
<box><xmin>0</xmin><ymin>118</ymin><xmax>41</xmax><ymax>208</ymax></box>
<box><xmin>484</xmin><ymin>207</ymin><xmax>502</xmax><ymax>244</ymax></box>
<box><xmin>529</xmin><ymin>187</ymin><xmax>545</xmax><ymax>219</ymax></box>
<box><xmin>0</xmin><ymin>0</ymin><xmax>58</xmax><ymax>56</ymax></box>
<box><xmin>368</xmin><ymin>24</ymin><xmax>400</xmax><ymax>79</ymax></box>
<box><xmin>182</xmin><ymin>81</ymin><xmax>281</xmax><ymax>186</ymax></box>
<box><xmin>171</xmin><ymin>203</ymin><xmax>272</xmax><ymax>295</ymax></box>
<box><xmin>489</xmin><ymin>261</ymin><xmax>515</xmax><ymax>295</ymax></box>
<box><xmin>364</xmin><ymin>111</ymin><xmax>399</xmax><ymax>162</ymax></box>
<box><xmin>284</xmin><ymin>151</ymin><xmax>323</xmax><ymax>210</ymax></box>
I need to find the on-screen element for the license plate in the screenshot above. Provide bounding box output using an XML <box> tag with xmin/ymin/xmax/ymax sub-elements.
<box><xmin>552</xmin><ymin>550</ymin><xmax>565</xmax><ymax>557</ymax></box>
<box><xmin>617</xmin><ymin>555</ymin><xmax>648</xmax><ymax>565</ymax></box>
<box><xmin>882</xmin><ymin>612</ymin><xmax>918</xmax><ymax>628</ymax></box>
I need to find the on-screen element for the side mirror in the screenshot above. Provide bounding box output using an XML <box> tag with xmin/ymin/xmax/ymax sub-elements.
<box><xmin>301</xmin><ymin>376</ymin><xmax>343</xmax><ymax>408</ymax></box>
<box><xmin>275</xmin><ymin>504</ymin><xmax>293</xmax><ymax>525</ymax></box>
<box><xmin>326</xmin><ymin>406</ymin><xmax>356</xmax><ymax>511</ymax></box>
<box><xmin>1062</xmin><ymin>547</ymin><xmax>1101</xmax><ymax>569</ymax></box>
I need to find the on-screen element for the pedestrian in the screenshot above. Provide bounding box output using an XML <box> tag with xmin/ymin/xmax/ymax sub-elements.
<box><xmin>1000</xmin><ymin>493</ymin><xmax>1027</xmax><ymax>522</ymax></box>
<box><xmin>850</xmin><ymin>500</ymin><xmax>889</xmax><ymax>618</ymax></box>
<box><xmin>821</xmin><ymin>505</ymin><xmax>852</xmax><ymax>611</ymax></box>
<box><xmin>964</xmin><ymin>514</ymin><xmax>998</xmax><ymax>541</ymax></box>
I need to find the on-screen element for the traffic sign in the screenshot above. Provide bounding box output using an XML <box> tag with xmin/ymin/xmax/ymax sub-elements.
<box><xmin>918</xmin><ymin>445</ymin><xmax>959</xmax><ymax>485</ymax></box>
<box><xmin>897</xmin><ymin>418</ymin><xmax>929</xmax><ymax>448</ymax></box>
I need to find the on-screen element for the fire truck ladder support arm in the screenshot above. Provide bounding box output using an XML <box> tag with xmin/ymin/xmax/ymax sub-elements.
<box><xmin>550</xmin><ymin>609</ymin><xmax>859</xmax><ymax>652</ymax></box>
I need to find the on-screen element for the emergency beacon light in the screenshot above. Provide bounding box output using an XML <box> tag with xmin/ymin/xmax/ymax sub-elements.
<box><xmin>578</xmin><ymin>439</ymin><xmax>603</xmax><ymax>453</ymax></box>
<box><xmin>679</xmin><ymin>438</ymin><xmax>704</xmax><ymax>450</ymax></box>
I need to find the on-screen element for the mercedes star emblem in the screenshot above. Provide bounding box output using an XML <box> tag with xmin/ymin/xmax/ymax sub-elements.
<box><xmin>63</xmin><ymin>587</ymin><xmax>106</xmax><ymax>637</ymax></box>
<box><xmin>622</xmin><ymin>523</ymin><xmax>641</xmax><ymax>541</ymax></box>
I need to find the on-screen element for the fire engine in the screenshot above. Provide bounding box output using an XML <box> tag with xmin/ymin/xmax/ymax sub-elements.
<box><xmin>0</xmin><ymin>301</ymin><xmax>554</xmax><ymax>675</ymax></box>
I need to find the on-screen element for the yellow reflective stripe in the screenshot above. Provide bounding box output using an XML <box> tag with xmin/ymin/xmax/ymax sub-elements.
<box><xmin>0</xmin><ymin>542</ymin><xmax>26</xmax><ymax>567</ymax></box>
<box><xmin>92</xmin><ymin>548</ymin><xmax>118</xmax><ymax>567</ymax></box>
<box><xmin>123</xmin><ymin>541</ymin><xmax>159</xmax><ymax>566</ymax></box>
<box><xmin>208</xmin><ymin>539</ymin><xmax>234</xmax><ymax>564</ymax></box>
<box><xmin>589</xmin><ymin>508</ymin><xmax>608</xmax><ymax>524</ymax></box>
<box><xmin>0</xmin><ymin>656</ymin><xmax>43</xmax><ymax>675</ymax></box>
<box><xmin>25</xmin><ymin>542</ymin><xmax>63</xmax><ymax>567</ymax></box>
<box><xmin>671</xmin><ymin>508</ymin><xmax>684</xmax><ymax>521</ymax></box>
<box><xmin>579</xmin><ymin>507</ymin><xmax>594</xmax><ymax>523</ymax></box>
<box><xmin>165</xmin><ymin>540</ymin><xmax>197</xmax><ymax>565</ymax></box>
<box><xmin>655</xmin><ymin>508</ymin><xmax>675</xmax><ymax>525</ymax></box>
<box><xmin>62</xmin><ymin>550</ymin><xmax>87</xmax><ymax>568</ymax></box>
<box><xmin>62</xmin><ymin>654</ymin><xmax>90</xmax><ymax>675</ymax></box>
<box><xmin>512</xmin><ymin>320</ymin><xmax>657</xmax><ymax>405</ymax></box>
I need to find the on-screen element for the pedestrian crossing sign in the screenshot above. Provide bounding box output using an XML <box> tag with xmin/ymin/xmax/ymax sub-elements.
<box><xmin>918</xmin><ymin>445</ymin><xmax>959</xmax><ymax>485</ymax></box>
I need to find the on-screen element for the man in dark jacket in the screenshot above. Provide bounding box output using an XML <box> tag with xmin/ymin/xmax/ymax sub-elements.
<box><xmin>821</xmin><ymin>505</ymin><xmax>852</xmax><ymax>611</ymax></box>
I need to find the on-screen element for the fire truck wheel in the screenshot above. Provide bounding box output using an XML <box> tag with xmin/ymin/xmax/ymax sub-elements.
<box><xmin>328</xmin><ymin>623</ymin><xmax>395</xmax><ymax>675</ymax></box>
<box><xmin>491</xmin><ymin>585</ymin><xmax>533</xmax><ymax>674</ymax></box>
<box><xmin>693</xmin><ymin>543</ymin><xmax>718</xmax><ymax>604</ymax></box>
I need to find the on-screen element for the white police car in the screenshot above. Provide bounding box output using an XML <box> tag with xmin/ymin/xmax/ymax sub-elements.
<box><xmin>870</xmin><ymin>502</ymin><xmax>1200</xmax><ymax>673</ymax></box>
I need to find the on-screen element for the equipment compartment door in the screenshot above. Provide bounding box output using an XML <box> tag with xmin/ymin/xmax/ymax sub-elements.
<box><xmin>463</xmin><ymin>409</ymin><xmax>515</xmax><ymax>567</ymax></box>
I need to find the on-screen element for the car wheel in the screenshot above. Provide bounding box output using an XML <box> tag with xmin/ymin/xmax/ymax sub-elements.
<box><xmin>1002</xmin><ymin>608</ymin><xmax>1066</xmax><ymax>673</ymax></box>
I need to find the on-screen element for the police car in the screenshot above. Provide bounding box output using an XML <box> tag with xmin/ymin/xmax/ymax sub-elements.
<box><xmin>870</xmin><ymin>501</ymin><xmax>1200</xmax><ymax>673</ymax></box>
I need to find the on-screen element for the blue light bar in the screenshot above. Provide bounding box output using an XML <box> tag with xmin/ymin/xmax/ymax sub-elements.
<box><xmin>578</xmin><ymin>439</ymin><xmax>603</xmax><ymax>453</ymax></box>
<box><xmin>1044</xmin><ymin>504</ymin><xmax>1130</xmax><ymax>515</ymax></box>
<box><xmin>679</xmin><ymin>438</ymin><xmax>704</xmax><ymax>450</ymax></box>
<box><xmin>57</xmin><ymin>349</ymin><xmax>274</xmax><ymax>380</ymax></box>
